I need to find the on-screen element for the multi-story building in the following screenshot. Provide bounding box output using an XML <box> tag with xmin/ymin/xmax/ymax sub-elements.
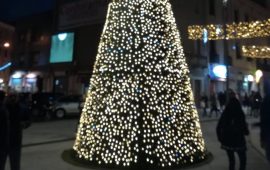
<box><xmin>0</xmin><ymin>21</ymin><xmax>14</xmax><ymax>91</ymax></box>
<box><xmin>10</xmin><ymin>0</ymin><xmax>270</xmax><ymax>100</ymax></box>
<box><xmin>171</xmin><ymin>0</ymin><xmax>270</xmax><ymax>105</ymax></box>
<box><xmin>11</xmin><ymin>1</ymin><xmax>108</xmax><ymax>95</ymax></box>
<box><xmin>11</xmin><ymin>12</ymin><xmax>54</xmax><ymax>93</ymax></box>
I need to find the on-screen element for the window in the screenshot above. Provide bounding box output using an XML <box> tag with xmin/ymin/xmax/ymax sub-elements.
<box><xmin>4</xmin><ymin>49</ymin><xmax>8</xmax><ymax>57</ymax></box>
<box><xmin>251</xmin><ymin>0</ymin><xmax>267</xmax><ymax>7</ymax></box>
<box><xmin>245</xmin><ymin>14</ymin><xmax>249</xmax><ymax>22</ymax></box>
<box><xmin>195</xmin><ymin>2</ymin><xmax>200</xmax><ymax>14</ymax></box>
<box><xmin>209</xmin><ymin>0</ymin><xmax>216</xmax><ymax>16</ymax></box>
<box><xmin>234</xmin><ymin>10</ymin><xmax>239</xmax><ymax>23</ymax></box>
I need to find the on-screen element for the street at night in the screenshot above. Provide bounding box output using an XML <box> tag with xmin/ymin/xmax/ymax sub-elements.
<box><xmin>1</xmin><ymin>118</ymin><xmax>267</xmax><ymax>170</ymax></box>
<box><xmin>1</xmin><ymin>0</ymin><xmax>270</xmax><ymax>170</ymax></box>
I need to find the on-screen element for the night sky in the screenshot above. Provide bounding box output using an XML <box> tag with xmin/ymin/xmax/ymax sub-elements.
<box><xmin>0</xmin><ymin>0</ymin><xmax>55</xmax><ymax>22</ymax></box>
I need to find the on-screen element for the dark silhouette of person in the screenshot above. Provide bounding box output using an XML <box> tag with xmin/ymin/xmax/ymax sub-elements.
<box><xmin>251</xmin><ymin>91</ymin><xmax>262</xmax><ymax>117</ymax></box>
<box><xmin>0</xmin><ymin>93</ymin><xmax>31</xmax><ymax>170</ymax></box>
<box><xmin>0</xmin><ymin>91</ymin><xmax>9</xmax><ymax>170</ymax></box>
<box><xmin>209</xmin><ymin>93</ymin><xmax>219</xmax><ymax>117</ymax></box>
<box><xmin>217</xmin><ymin>91</ymin><xmax>249</xmax><ymax>170</ymax></box>
<box><xmin>218</xmin><ymin>91</ymin><xmax>226</xmax><ymax>111</ymax></box>
<box><xmin>242</xmin><ymin>93</ymin><xmax>250</xmax><ymax>114</ymax></box>
<box><xmin>201</xmin><ymin>94</ymin><xmax>208</xmax><ymax>117</ymax></box>
<box><xmin>260</xmin><ymin>93</ymin><xmax>270</xmax><ymax>163</ymax></box>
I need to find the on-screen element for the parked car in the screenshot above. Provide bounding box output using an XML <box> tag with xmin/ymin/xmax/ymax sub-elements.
<box><xmin>31</xmin><ymin>92</ymin><xmax>64</xmax><ymax>119</ymax></box>
<box><xmin>53</xmin><ymin>95</ymin><xmax>82</xmax><ymax>119</ymax></box>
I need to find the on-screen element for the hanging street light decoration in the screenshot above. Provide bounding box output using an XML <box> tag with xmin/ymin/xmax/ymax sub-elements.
<box><xmin>188</xmin><ymin>19</ymin><xmax>270</xmax><ymax>40</ymax></box>
<box><xmin>242</xmin><ymin>46</ymin><xmax>270</xmax><ymax>58</ymax></box>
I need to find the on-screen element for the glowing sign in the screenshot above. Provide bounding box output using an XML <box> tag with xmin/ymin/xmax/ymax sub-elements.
<box><xmin>50</xmin><ymin>32</ymin><xmax>74</xmax><ymax>63</ymax></box>
<box><xmin>58</xmin><ymin>33</ymin><xmax>68</xmax><ymax>41</ymax></box>
<box><xmin>212</xmin><ymin>65</ymin><xmax>227</xmax><ymax>79</ymax></box>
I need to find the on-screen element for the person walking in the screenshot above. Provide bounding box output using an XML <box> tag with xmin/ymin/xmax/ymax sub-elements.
<box><xmin>0</xmin><ymin>93</ymin><xmax>31</xmax><ymax>170</ymax></box>
<box><xmin>260</xmin><ymin>93</ymin><xmax>270</xmax><ymax>163</ymax></box>
<box><xmin>201</xmin><ymin>94</ymin><xmax>208</xmax><ymax>117</ymax></box>
<box><xmin>216</xmin><ymin>90</ymin><xmax>249</xmax><ymax>170</ymax></box>
<box><xmin>250</xmin><ymin>91</ymin><xmax>262</xmax><ymax>117</ymax></box>
<box><xmin>242</xmin><ymin>93</ymin><xmax>250</xmax><ymax>115</ymax></box>
<box><xmin>218</xmin><ymin>91</ymin><xmax>226</xmax><ymax>111</ymax></box>
<box><xmin>0</xmin><ymin>91</ymin><xmax>9</xmax><ymax>170</ymax></box>
<box><xmin>209</xmin><ymin>93</ymin><xmax>219</xmax><ymax>117</ymax></box>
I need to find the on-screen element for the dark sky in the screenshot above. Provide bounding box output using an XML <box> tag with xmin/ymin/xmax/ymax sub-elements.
<box><xmin>0</xmin><ymin>0</ymin><xmax>55</xmax><ymax>22</ymax></box>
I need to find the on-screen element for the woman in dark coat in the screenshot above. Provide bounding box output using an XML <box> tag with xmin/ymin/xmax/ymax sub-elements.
<box><xmin>216</xmin><ymin>92</ymin><xmax>249</xmax><ymax>170</ymax></box>
<box><xmin>0</xmin><ymin>93</ymin><xmax>31</xmax><ymax>170</ymax></box>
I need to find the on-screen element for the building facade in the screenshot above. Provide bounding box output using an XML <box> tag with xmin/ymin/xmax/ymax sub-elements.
<box><xmin>171</xmin><ymin>0</ymin><xmax>270</xmax><ymax>105</ymax></box>
<box><xmin>0</xmin><ymin>21</ymin><xmax>14</xmax><ymax>91</ymax></box>
<box><xmin>10</xmin><ymin>0</ymin><xmax>270</xmax><ymax>100</ymax></box>
<box><xmin>11</xmin><ymin>12</ymin><xmax>54</xmax><ymax>93</ymax></box>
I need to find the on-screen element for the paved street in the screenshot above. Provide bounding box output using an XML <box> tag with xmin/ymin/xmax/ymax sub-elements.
<box><xmin>4</xmin><ymin>118</ymin><xmax>269</xmax><ymax>170</ymax></box>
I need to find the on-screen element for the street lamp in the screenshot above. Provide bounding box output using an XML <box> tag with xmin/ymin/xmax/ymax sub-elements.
<box><xmin>3</xmin><ymin>42</ymin><xmax>10</xmax><ymax>48</ymax></box>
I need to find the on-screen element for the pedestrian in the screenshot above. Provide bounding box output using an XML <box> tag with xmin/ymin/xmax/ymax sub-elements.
<box><xmin>209</xmin><ymin>93</ymin><xmax>219</xmax><ymax>117</ymax></box>
<box><xmin>0</xmin><ymin>93</ymin><xmax>31</xmax><ymax>170</ymax></box>
<box><xmin>201</xmin><ymin>94</ymin><xmax>208</xmax><ymax>117</ymax></box>
<box><xmin>218</xmin><ymin>91</ymin><xmax>226</xmax><ymax>111</ymax></box>
<box><xmin>260</xmin><ymin>92</ymin><xmax>270</xmax><ymax>163</ymax></box>
<box><xmin>250</xmin><ymin>91</ymin><xmax>262</xmax><ymax>117</ymax></box>
<box><xmin>0</xmin><ymin>91</ymin><xmax>9</xmax><ymax>170</ymax></box>
<box><xmin>242</xmin><ymin>92</ymin><xmax>250</xmax><ymax>115</ymax></box>
<box><xmin>216</xmin><ymin>90</ymin><xmax>249</xmax><ymax>170</ymax></box>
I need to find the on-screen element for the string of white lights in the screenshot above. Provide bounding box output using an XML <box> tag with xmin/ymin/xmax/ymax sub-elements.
<box><xmin>188</xmin><ymin>19</ymin><xmax>270</xmax><ymax>40</ymax></box>
<box><xmin>242</xmin><ymin>46</ymin><xmax>270</xmax><ymax>58</ymax></box>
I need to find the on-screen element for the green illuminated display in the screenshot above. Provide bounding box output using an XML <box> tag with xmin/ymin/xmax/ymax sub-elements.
<box><xmin>50</xmin><ymin>33</ymin><xmax>74</xmax><ymax>63</ymax></box>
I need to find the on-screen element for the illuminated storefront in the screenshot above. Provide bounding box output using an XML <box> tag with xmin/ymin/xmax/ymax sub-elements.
<box><xmin>9</xmin><ymin>71</ymin><xmax>40</xmax><ymax>92</ymax></box>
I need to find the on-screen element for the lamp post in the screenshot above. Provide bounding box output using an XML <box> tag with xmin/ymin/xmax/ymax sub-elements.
<box><xmin>223</xmin><ymin>0</ymin><xmax>230</xmax><ymax>102</ymax></box>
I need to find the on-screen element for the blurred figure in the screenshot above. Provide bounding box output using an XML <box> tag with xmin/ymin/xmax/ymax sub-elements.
<box><xmin>201</xmin><ymin>94</ymin><xmax>208</xmax><ymax>117</ymax></box>
<box><xmin>0</xmin><ymin>93</ymin><xmax>31</xmax><ymax>170</ymax></box>
<box><xmin>209</xmin><ymin>93</ymin><xmax>219</xmax><ymax>117</ymax></box>
<box><xmin>251</xmin><ymin>91</ymin><xmax>262</xmax><ymax>117</ymax></box>
<box><xmin>218</xmin><ymin>91</ymin><xmax>226</xmax><ymax>111</ymax></box>
<box><xmin>242</xmin><ymin>92</ymin><xmax>250</xmax><ymax>115</ymax></box>
<box><xmin>0</xmin><ymin>91</ymin><xmax>9</xmax><ymax>170</ymax></box>
<box><xmin>18</xmin><ymin>93</ymin><xmax>32</xmax><ymax>129</ymax></box>
<box><xmin>217</xmin><ymin>90</ymin><xmax>249</xmax><ymax>170</ymax></box>
<box><xmin>260</xmin><ymin>93</ymin><xmax>270</xmax><ymax>163</ymax></box>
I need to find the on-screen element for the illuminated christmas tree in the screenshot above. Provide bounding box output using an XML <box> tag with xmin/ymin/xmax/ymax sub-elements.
<box><xmin>74</xmin><ymin>0</ymin><xmax>207</xmax><ymax>168</ymax></box>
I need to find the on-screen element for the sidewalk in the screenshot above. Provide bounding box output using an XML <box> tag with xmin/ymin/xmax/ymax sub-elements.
<box><xmin>248</xmin><ymin>118</ymin><xmax>266</xmax><ymax>157</ymax></box>
<box><xmin>198</xmin><ymin>109</ymin><xmax>267</xmax><ymax>161</ymax></box>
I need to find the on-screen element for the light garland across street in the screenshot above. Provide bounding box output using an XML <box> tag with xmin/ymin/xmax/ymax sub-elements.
<box><xmin>242</xmin><ymin>46</ymin><xmax>270</xmax><ymax>58</ymax></box>
<box><xmin>188</xmin><ymin>19</ymin><xmax>270</xmax><ymax>40</ymax></box>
